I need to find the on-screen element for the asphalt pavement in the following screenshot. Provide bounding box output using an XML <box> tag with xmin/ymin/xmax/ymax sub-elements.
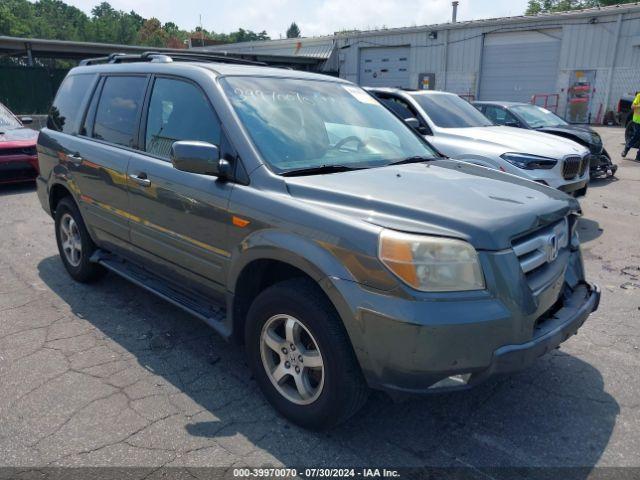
<box><xmin>0</xmin><ymin>127</ymin><xmax>638</xmax><ymax>478</ymax></box>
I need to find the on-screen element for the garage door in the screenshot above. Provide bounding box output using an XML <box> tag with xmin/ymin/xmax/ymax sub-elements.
<box><xmin>479</xmin><ymin>30</ymin><xmax>561</xmax><ymax>102</ymax></box>
<box><xmin>359</xmin><ymin>46</ymin><xmax>410</xmax><ymax>88</ymax></box>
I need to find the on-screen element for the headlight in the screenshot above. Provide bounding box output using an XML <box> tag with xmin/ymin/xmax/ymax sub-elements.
<box><xmin>378</xmin><ymin>230</ymin><xmax>485</xmax><ymax>292</ymax></box>
<box><xmin>501</xmin><ymin>152</ymin><xmax>557</xmax><ymax>170</ymax></box>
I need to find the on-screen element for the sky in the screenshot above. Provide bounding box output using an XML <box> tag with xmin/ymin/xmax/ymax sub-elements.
<box><xmin>63</xmin><ymin>0</ymin><xmax>531</xmax><ymax>39</ymax></box>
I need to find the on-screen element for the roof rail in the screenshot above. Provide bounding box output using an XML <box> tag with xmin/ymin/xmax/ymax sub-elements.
<box><xmin>79</xmin><ymin>51</ymin><xmax>267</xmax><ymax>67</ymax></box>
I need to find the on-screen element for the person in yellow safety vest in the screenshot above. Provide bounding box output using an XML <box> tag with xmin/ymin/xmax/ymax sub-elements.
<box><xmin>622</xmin><ymin>92</ymin><xmax>640</xmax><ymax>160</ymax></box>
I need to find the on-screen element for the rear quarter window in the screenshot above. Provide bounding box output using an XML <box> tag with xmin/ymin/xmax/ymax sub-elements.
<box><xmin>47</xmin><ymin>74</ymin><xmax>96</xmax><ymax>134</ymax></box>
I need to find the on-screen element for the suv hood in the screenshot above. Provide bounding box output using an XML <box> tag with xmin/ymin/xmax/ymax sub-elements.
<box><xmin>285</xmin><ymin>160</ymin><xmax>578</xmax><ymax>251</ymax></box>
<box><xmin>441</xmin><ymin>126</ymin><xmax>587</xmax><ymax>158</ymax></box>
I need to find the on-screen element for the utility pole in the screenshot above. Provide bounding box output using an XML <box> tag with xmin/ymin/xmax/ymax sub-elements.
<box><xmin>199</xmin><ymin>14</ymin><xmax>204</xmax><ymax>46</ymax></box>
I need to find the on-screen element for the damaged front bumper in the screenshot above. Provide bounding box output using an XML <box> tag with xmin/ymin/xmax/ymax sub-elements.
<box><xmin>590</xmin><ymin>153</ymin><xmax>618</xmax><ymax>178</ymax></box>
<box><xmin>464</xmin><ymin>282</ymin><xmax>599</xmax><ymax>387</ymax></box>
<box><xmin>336</xmin><ymin>248</ymin><xmax>600</xmax><ymax>396</ymax></box>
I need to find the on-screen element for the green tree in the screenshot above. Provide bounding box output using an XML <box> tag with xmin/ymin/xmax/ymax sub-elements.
<box><xmin>0</xmin><ymin>0</ymin><xmax>36</xmax><ymax>37</ymax></box>
<box><xmin>162</xmin><ymin>21</ymin><xmax>179</xmax><ymax>36</ymax></box>
<box><xmin>137</xmin><ymin>17</ymin><xmax>168</xmax><ymax>47</ymax></box>
<box><xmin>286</xmin><ymin>22</ymin><xmax>300</xmax><ymax>38</ymax></box>
<box><xmin>0</xmin><ymin>0</ymin><xmax>270</xmax><ymax>48</ymax></box>
<box><xmin>128</xmin><ymin>10</ymin><xmax>144</xmax><ymax>31</ymax></box>
<box><xmin>32</xmin><ymin>0</ymin><xmax>91</xmax><ymax>41</ymax></box>
<box><xmin>526</xmin><ymin>0</ymin><xmax>638</xmax><ymax>14</ymax></box>
<box><xmin>90</xmin><ymin>2</ymin><xmax>140</xmax><ymax>44</ymax></box>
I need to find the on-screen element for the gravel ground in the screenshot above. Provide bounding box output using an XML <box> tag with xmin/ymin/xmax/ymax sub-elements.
<box><xmin>0</xmin><ymin>127</ymin><xmax>638</xmax><ymax>476</ymax></box>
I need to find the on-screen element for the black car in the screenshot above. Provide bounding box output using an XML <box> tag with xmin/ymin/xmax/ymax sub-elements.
<box><xmin>474</xmin><ymin>101</ymin><xmax>617</xmax><ymax>178</ymax></box>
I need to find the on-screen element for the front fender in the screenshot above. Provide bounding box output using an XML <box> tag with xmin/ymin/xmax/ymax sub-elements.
<box><xmin>226</xmin><ymin>228</ymin><xmax>387</xmax><ymax>375</ymax></box>
<box><xmin>227</xmin><ymin>228</ymin><xmax>363</xmax><ymax>291</ymax></box>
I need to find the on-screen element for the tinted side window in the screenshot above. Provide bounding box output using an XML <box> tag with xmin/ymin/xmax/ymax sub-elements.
<box><xmin>93</xmin><ymin>76</ymin><xmax>147</xmax><ymax>148</ymax></box>
<box><xmin>144</xmin><ymin>78</ymin><xmax>221</xmax><ymax>159</ymax></box>
<box><xmin>483</xmin><ymin>105</ymin><xmax>506</xmax><ymax>125</ymax></box>
<box><xmin>378</xmin><ymin>97</ymin><xmax>410</xmax><ymax>120</ymax></box>
<box><xmin>47</xmin><ymin>74</ymin><xmax>95</xmax><ymax>134</ymax></box>
<box><xmin>505</xmin><ymin>110</ymin><xmax>520</xmax><ymax>126</ymax></box>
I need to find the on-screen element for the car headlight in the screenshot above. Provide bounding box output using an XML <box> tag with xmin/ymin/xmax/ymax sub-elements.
<box><xmin>501</xmin><ymin>152</ymin><xmax>557</xmax><ymax>170</ymax></box>
<box><xmin>378</xmin><ymin>230</ymin><xmax>485</xmax><ymax>292</ymax></box>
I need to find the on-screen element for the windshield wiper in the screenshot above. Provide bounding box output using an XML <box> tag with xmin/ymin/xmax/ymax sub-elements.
<box><xmin>387</xmin><ymin>155</ymin><xmax>435</xmax><ymax>166</ymax></box>
<box><xmin>280</xmin><ymin>164</ymin><xmax>365</xmax><ymax>177</ymax></box>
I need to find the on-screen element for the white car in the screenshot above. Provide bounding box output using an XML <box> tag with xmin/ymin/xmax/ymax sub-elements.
<box><xmin>368</xmin><ymin>88</ymin><xmax>591</xmax><ymax>196</ymax></box>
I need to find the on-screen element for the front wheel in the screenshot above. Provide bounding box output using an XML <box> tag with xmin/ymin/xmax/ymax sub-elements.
<box><xmin>245</xmin><ymin>279</ymin><xmax>369</xmax><ymax>429</ymax></box>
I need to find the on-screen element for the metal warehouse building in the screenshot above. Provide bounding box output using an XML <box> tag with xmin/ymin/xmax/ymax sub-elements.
<box><xmin>203</xmin><ymin>3</ymin><xmax>640</xmax><ymax>122</ymax></box>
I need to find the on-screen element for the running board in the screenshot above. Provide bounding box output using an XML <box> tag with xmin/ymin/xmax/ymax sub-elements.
<box><xmin>90</xmin><ymin>250</ymin><xmax>229</xmax><ymax>337</ymax></box>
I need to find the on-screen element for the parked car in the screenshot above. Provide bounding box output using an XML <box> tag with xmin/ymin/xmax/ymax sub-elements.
<box><xmin>474</xmin><ymin>101</ymin><xmax>617</xmax><ymax>178</ymax></box>
<box><xmin>37</xmin><ymin>53</ymin><xmax>600</xmax><ymax>429</ymax></box>
<box><xmin>618</xmin><ymin>94</ymin><xmax>639</xmax><ymax>148</ymax></box>
<box><xmin>0</xmin><ymin>101</ymin><xmax>39</xmax><ymax>184</ymax></box>
<box><xmin>367</xmin><ymin>88</ymin><xmax>591</xmax><ymax>197</ymax></box>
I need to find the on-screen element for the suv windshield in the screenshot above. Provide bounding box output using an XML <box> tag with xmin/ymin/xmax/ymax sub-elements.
<box><xmin>221</xmin><ymin>77</ymin><xmax>436</xmax><ymax>174</ymax></box>
<box><xmin>410</xmin><ymin>93</ymin><xmax>493</xmax><ymax>128</ymax></box>
<box><xmin>511</xmin><ymin>105</ymin><xmax>568</xmax><ymax>128</ymax></box>
<box><xmin>0</xmin><ymin>103</ymin><xmax>21</xmax><ymax>130</ymax></box>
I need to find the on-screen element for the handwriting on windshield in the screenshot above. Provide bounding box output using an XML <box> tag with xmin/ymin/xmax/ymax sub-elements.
<box><xmin>232</xmin><ymin>88</ymin><xmax>338</xmax><ymax>106</ymax></box>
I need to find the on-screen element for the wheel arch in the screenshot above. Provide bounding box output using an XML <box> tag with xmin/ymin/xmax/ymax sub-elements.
<box><xmin>227</xmin><ymin>233</ymin><xmax>359</xmax><ymax>346</ymax></box>
<box><xmin>49</xmin><ymin>182</ymin><xmax>75</xmax><ymax>216</ymax></box>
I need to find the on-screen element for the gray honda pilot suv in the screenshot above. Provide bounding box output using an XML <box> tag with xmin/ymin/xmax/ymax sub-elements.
<box><xmin>37</xmin><ymin>52</ymin><xmax>600</xmax><ymax>429</ymax></box>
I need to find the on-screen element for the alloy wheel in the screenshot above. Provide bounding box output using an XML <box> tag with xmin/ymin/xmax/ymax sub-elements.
<box><xmin>260</xmin><ymin>314</ymin><xmax>324</xmax><ymax>405</ymax></box>
<box><xmin>59</xmin><ymin>213</ymin><xmax>82</xmax><ymax>267</ymax></box>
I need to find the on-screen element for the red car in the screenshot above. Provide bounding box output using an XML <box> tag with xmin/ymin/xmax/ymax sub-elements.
<box><xmin>0</xmin><ymin>102</ymin><xmax>39</xmax><ymax>184</ymax></box>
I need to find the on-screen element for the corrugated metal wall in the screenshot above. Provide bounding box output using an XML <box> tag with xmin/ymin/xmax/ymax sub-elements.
<box><xmin>336</xmin><ymin>7</ymin><xmax>640</xmax><ymax>118</ymax></box>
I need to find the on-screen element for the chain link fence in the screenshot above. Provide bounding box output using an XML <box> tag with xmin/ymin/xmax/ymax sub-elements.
<box><xmin>0</xmin><ymin>65</ymin><xmax>68</xmax><ymax>115</ymax></box>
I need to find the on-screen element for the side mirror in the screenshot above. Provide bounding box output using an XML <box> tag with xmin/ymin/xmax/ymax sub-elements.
<box><xmin>404</xmin><ymin>117</ymin><xmax>420</xmax><ymax>130</ymax></box>
<box><xmin>170</xmin><ymin>141</ymin><xmax>231</xmax><ymax>179</ymax></box>
<box><xmin>20</xmin><ymin>116</ymin><xmax>33</xmax><ymax>125</ymax></box>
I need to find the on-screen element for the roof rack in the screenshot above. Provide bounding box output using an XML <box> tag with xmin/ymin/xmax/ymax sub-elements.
<box><xmin>79</xmin><ymin>51</ymin><xmax>266</xmax><ymax>67</ymax></box>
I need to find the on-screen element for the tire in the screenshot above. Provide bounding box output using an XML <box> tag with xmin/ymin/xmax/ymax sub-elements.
<box><xmin>245</xmin><ymin>278</ymin><xmax>369</xmax><ymax>430</ymax></box>
<box><xmin>54</xmin><ymin>197</ymin><xmax>106</xmax><ymax>283</ymax></box>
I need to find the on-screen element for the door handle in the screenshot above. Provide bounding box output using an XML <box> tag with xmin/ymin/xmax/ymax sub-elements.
<box><xmin>65</xmin><ymin>153</ymin><xmax>83</xmax><ymax>165</ymax></box>
<box><xmin>129</xmin><ymin>172</ymin><xmax>151</xmax><ymax>187</ymax></box>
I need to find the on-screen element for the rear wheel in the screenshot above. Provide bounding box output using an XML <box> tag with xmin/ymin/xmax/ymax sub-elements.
<box><xmin>54</xmin><ymin>197</ymin><xmax>106</xmax><ymax>282</ymax></box>
<box><xmin>245</xmin><ymin>278</ymin><xmax>369</xmax><ymax>429</ymax></box>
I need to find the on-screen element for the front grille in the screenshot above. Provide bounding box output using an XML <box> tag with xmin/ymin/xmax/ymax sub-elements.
<box><xmin>0</xmin><ymin>165</ymin><xmax>37</xmax><ymax>182</ymax></box>
<box><xmin>513</xmin><ymin>218</ymin><xmax>569</xmax><ymax>276</ymax></box>
<box><xmin>579</xmin><ymin>156</ymin><xmax>589</xmax><ymax>176</ymax></box>
<box><xmin>0</xmin><ymin>146</ymin><xmax>37</xmax><ymax>157</ymax></box>
<box><xmin>562</xmin><ymin>156</ymin><xmax>582</xmax><ymax>179</ymax></box>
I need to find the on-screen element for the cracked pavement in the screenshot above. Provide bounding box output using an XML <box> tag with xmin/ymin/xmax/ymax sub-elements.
<box><xmin>0</xmin><ymin>127</ymin><xmax>638</xmax><ymax>474</ymax></box>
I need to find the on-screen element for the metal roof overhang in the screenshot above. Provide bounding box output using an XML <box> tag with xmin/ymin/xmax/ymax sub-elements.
<box><xmin>0</xmin><ymin>36</ymin><xmax>190</xmax><ymax>60</ymax></box>
<box><xmin>202</xmin><ymin>52</ymin><xmax>321</xmax><ymax>65</ymax></box>
<box><xmin>0</xmin><ymin>36</ymin><xmax>326</xmax><ymax>66</ymax></box>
